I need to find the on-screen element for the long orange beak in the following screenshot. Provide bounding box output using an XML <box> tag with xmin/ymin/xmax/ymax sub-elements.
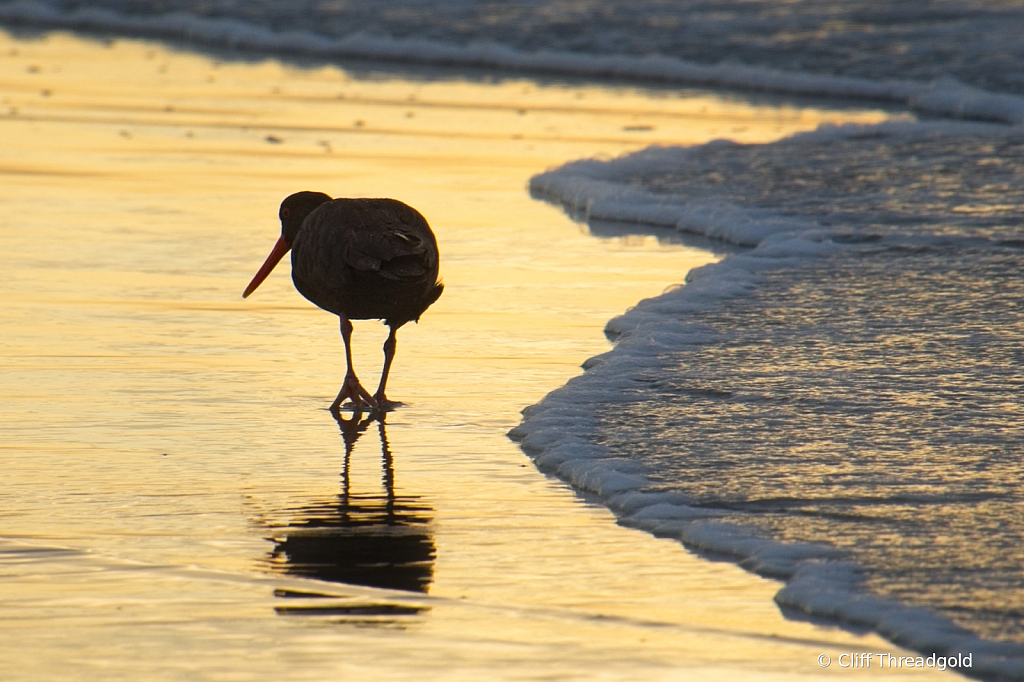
<box><xmin>243</xmin><ymin>236</ymin><xmax>291</xmax><ymax>298</ymax></box>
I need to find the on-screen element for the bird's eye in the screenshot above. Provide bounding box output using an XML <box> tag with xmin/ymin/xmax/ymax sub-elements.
<box><xmin>281</xmin><ymin>207</ymin><xmax>291</xmax><ymax>219</ymax></box>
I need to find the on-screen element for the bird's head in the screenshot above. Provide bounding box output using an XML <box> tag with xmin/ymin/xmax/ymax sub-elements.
<box><xmin>279</xmin><ymin>191</ymin><xmax>333</xmax><ymax>244</ymax></box>
<box><xmin>242</xmin><ymin>191</ymin><xmax>333</xmax><ymax>299</ymax></box>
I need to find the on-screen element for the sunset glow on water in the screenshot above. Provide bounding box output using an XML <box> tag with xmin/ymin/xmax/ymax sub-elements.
<box><xmin>0</xmin><ymin>30</ymin><xmax>943</xmax><ymax>681</ymax></box>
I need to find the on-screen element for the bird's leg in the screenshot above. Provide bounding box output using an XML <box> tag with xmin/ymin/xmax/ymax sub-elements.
<box><xmin>373</xmin><ymin>326</ymin><xmax>403</xmax><ymax>410</ymax></box>
<box><xmin>330</xmin><ymin>314</ymin><xmax>378</xmax><ymax>412</ymax></box>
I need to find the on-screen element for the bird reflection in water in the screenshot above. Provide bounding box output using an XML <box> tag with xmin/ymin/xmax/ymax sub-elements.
<box><xmin>266</xmin><ymin>410</ymin><xmax>436</xmax><ymax>622</ymax></box>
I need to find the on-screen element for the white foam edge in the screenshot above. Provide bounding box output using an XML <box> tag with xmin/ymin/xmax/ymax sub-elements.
<box><xmin>3</xmin><ymin>1</ymin><xmax>1024</xmax><ymax>124</ymax></box>
<box><xmin>777</xmin><ymin>562</ymin><xmax>1024</xmax><ymax>679</ymax></box>
<box><xmin>508</xmin><ymin>224</ymin><xmax>1024</xmax><ymax>676</ymax></box>
<box><xmin>513</xmin><ymin>411</ymin><xmax>1024</xmax><ymax>678</ymax></box>
<box><xmin>512</xmin><ymin>364</ymin><xmax>1024</xmax><ymax>680</ymax></box>
<box><xmin>531</xmin><ymin>118</ymin><xmax>1015</xmax><ymax>249</ymax></box>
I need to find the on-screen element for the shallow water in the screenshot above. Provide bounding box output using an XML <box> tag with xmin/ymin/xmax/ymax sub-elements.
<box><xmin>597</xmin><ymin>240</ymin><xmax>1024</xmax><ymax>638</ymax></box>
<box><xmin>518</xmin><ymin>122</ymin><xmax>1024</xmax><ymax>671</ymax></box>
<box><xmin>0</xmin><ymin>31</ymin><xmax>953</xmax><ymax>681</ymax></box>
<box><xmin>514</xmin><ymin>117</ymin><xmax>1024</xmax><ymax>680</ymax></box>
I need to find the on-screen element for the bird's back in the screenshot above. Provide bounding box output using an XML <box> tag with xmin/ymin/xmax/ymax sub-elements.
<box><xmin>291</xmin><ymin>198</ymin><xmax>443</xmax><ymax>326</ymax></box>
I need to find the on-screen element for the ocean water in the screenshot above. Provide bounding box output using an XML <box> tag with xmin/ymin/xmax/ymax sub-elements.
<box><xmin>2</xmin><ymin>0</ymin><xmax>1024</xmax><ymax>123</ymax></box>
<box><xmin>3</xmin><ymin>1</ymin><xmax>1023</xmax><ymax>680</ymax></box>
<box><xmin>7</xmin><ymin>29</ymin><xmax>877</xmax><ymax>682</ymax></box>
<box><xmin>519</xmin><ymin>125</ymin><xmax>1024</xmax><ymax>678</ymax></box>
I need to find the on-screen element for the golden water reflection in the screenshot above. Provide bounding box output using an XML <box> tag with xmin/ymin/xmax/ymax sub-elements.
<box><xmin>0</xmin><ymin>29</ymin><xmax>950</xmax><ymax>682</ymax></box>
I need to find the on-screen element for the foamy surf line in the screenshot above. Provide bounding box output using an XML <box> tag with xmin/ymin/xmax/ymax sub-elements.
<box><xmin>513</xmin><ymin>120</ymin><xmax>1024</xmax><ymax>681</ymax></box>
<box><xmin>3</xmin><ymin>0</ymin><xmax>1024</xmax><ymax>125</ymax></box>
<box><xmin>528</xmin><ymin>118</ymin><xmax>1019</xmax><ymax>247</ymax></box>
<box><xmin>507</xmin><ymin>240</ymin><xmax>1024</xmax><ymax>682</ymax></box>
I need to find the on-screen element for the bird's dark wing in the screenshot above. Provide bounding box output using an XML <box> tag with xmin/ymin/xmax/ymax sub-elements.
<box><xmin>306</xmin><ymin>199</ymin><xmax>437</xmax><ymax>281</ymax></box>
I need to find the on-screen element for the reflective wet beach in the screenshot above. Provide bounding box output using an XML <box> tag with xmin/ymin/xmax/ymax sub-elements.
<box><xmin>0</xmin><ymin>31</ymin><xmax>956</xmax><ymax>680</ymax></box>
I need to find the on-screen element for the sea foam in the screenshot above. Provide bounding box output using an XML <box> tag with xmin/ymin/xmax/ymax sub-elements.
<box><xmin>513</xmin><ymin>119</ymin><xmax>1024</xmax><ymax>679</ymax></box>
<box><xmin>3</xmin><ymin>1</ymin><xmax>1024</xmax><ymax>124</ymax></box>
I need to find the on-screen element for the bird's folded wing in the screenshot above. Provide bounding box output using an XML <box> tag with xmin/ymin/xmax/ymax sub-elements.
<box><xmin>306</xmin><ymin>199</ymin><xmax>436</xmax><ymax>281</ymax></box>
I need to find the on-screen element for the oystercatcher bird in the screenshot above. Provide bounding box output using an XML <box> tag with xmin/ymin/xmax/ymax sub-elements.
<box><xmin>244</xmin><ymin>191</ymin><xmax>443</xmax><ymax>411</ymax></box>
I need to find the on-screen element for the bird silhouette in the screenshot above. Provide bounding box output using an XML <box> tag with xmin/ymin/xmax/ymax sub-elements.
<box><xmin>244</xmin><ymin>191</ymin><xmax>442</xmax><ymax>411</ymax></box>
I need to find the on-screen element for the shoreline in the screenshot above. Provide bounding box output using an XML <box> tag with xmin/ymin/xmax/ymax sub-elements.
<box><xmin>3</xmin><ymin>2</ymin><xmax>1024</xmax><ymax>124</ymax></box>
<box><xmin>0</xmin><ymin>29</ymin><xmax>960</xmax><ymax>681</ymax></box>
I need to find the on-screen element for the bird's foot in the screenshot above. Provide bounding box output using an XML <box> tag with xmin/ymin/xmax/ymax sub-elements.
<box><xmin>330</xmin><ymin>374</ymin><xmax>378</xmax><ymax>412</ymax></box>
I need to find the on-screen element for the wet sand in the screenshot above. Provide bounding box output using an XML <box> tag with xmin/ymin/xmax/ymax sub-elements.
<box><xmin>0</xmin><ymin>31</ymin><xmax>958</xmax><ymax>681</ymax></box>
